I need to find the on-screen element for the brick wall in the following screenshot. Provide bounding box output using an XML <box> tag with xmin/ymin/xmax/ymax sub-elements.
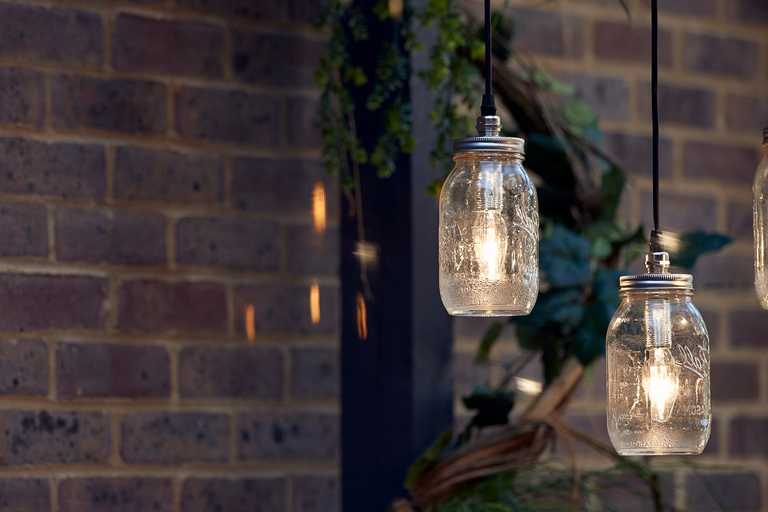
<box><xmin>0</xmin><ymin>1</ymin><xmax>338</xmax><ymax>511</ymax></box>
<box><xmin>455</xmin><ymin>0</ymin><xmax>768</xmax><ymax>510</ymax></box>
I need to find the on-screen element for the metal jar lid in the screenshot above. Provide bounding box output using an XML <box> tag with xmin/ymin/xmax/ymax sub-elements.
<box><xmin>619</xmin><ymin>272</ymin><xmax>693</xmax><ymax>292</ymax></box>
<box><xmin>619</xmin><ymin>251</ymin><xmax>693</xmax><ymax>292</ymax></box>
<box><xmin>453</xmin><ymin>115</ymin><xmax>525</xmax><ymax>155</ymax></box>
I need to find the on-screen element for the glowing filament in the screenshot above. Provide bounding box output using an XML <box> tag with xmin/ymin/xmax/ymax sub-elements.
<box><xmin>309</xmin><ymin>283</ymin><xmax>321</xmax><ymax>325</ymax></box>
<box><xmin>643</xmin><ymin>347</ymin><xmax>680</xmax><ymax>423</ymax></box>
<box><xmin>471</xmin><ymin>210</ymin><xmax>508</xmax><ymax>281</ymax></box>
<box><xmin>312</xmin><ymin>182</ymin><xmax>327</xmax><ymax>233</ymax></box>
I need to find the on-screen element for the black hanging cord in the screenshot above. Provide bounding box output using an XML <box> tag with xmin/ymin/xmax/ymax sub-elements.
<box><xmin>651</xmin><ymin>0</ymin><xmax>660</xmax><ymax>234</ymax></box>
<box><xmin>480</xmin><ymin>0</ymin><xmax>496</xmax><ymax>116</ymax></box>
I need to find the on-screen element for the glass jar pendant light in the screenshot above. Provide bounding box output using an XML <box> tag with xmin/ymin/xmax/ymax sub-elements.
<box><xmin>753</xmin><ymin>127</ymin><xmax>768</xmax><ymax>308</ymax></box>
<box><xmin>438</xmin><ymin>0</ymin><xmax>539</xmax><ymax>317</ymax></box>
<box><xmin>607</xmin><ymin>245</ymin><xmax>711</xmax><ymax>455</ymax></box>
<box><xmin>606</xmin><ymin>0</ymin><xmax>710</xmax><ymax>456</ymax></box>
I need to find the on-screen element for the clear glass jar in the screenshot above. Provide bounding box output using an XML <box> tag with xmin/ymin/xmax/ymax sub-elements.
<box><xmin>439</xmin><ymin>141</ymin><xmax>538</xmax><ymax>316</ymax></box>
<box><xmin>754</xmin><ymin>127</ymin><xmax>768</xmax><ymax>308</ymax></box>
<box><xmin>606</xmin><ymin>278</ymin><xmax>711</xmax><ymax>456</ymax></box>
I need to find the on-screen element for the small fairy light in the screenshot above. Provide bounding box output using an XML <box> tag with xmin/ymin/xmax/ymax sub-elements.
<box><xmin>312</xmin><ymin>182</ymin><xmax>327</xmax><ymax>234</ymax></box>
<box><xmin>356</xmin><ymin>292</ymin><xmax>368</xmax><ymax>340</ymax></box>
<box><xmin>309</xmin><ymin>282</ymin><xmax>321</xmax><ymax>325</ymax></box>
<box><xmin>245</xmin><ymin>304</ymin><xmax>256</xmax><ymax>342</ymax></box>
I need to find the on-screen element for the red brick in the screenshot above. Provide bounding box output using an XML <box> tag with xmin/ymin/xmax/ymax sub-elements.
<box><xmin>117</xmin><ymin>279</ymin><xmax>227</xmax><ymax>335</ymax></box>
<box><xmin>639</xmin><ymin>190</ymin><xmax>717</xmax><ymax>232</ymax></box>
<box><xmin>712</xmin><ymin>361</ymin><xmax>759</xmax><ymax>402</ymax></box>
<box><xmin>604</xmin><ymin>132</ymin><xmax>674</xmax><ymax>176</ymax></box>
<box><xmin>121</xmin><ymin>412</ymin><xmax>228</xmax><ymax>464</ymax></box>
<box><xmin>179</xmin><ymin>345</ymin><xmax>284</xmax><ymax>399</ymax></box>
<box><xmin>0</xmin><ymin>138</ymin><xmax>105</xmax><ymax>200</ymax></box>
<box><xmin>0</xmin><ymin>479</ymin><xmax>50</xmax><ymax>511</ymax></box>
<box><xmin>510</xmin><ymin>8</ymin><xmax>584</xmax><ymax>58</ymax></box>
<box><xmin>237</xmin><ymin>411</ymin><xmax>339</xmax><ymax>461</ymax></box>
<box><xmin>686</xmin><ymin>472</ymin><xmax>761</xmax><ymax>511</ymax></box>
<box><xmin>55</xmin><ymin>208</ymin><xmax>166</xmax><ymax>265</ymax></box>
<box><xmin>57</xmin><ymin>342</ymin><xmax>170</xmax><ymax>399</ymax></box>
<box><xmin>730</xmin><ymin>310</ymin><xmax>768</xmax><ymax>348</ymax></box>
<box><xmin>683</xmin><ymin>33</ymin><xmax>758</xmax><ymax>78</ymax></box>
<box><xmin>177</xmin><ymin>0</ymin><xmax>286</xmax><ymax>20</ymax></box>
<box><xmin>726</xmin><ymin>0</ymin><xmax>768</xmax><ymax>24</ymax></box>
<box><xmin>177</xmin><ymin>0</ymin><xmax>321</xmax><ymax>23</ymax></box>
<box><xmin>683</xmin><ymin>141</ymin><xmax>758</xmax><ymax>185</ymax></box>
<box><xmin>285</xmin><ymin>226</ymin><xmax>338</xmax><ymax>275</ymax></box>
<box><xmin>52</xmin><ymin>75</ymin><xmax>167</xmax><ymax>135</ymax></box>
<box><xmin>725</xmin><ymin>94</ymin><xmax>768</xmax><ymax>134</ymax></box>
<box><xmin>231</xmin><ymin>158</ymin><xmax>338</xmax><ymax>219</ymax></box>
<box><xmin>293</xmin><ymin>475</ymin><xmax>339</xmax><ymax>512</ymax></box>
<box><xmin>286</xmin><ymin>96</ymin><xmax>321</xmax><ymax>150</ymax></box>
<box><xmin>233</xmin><ymin>31</ymin><xmax>322</xmax><ymax>87</ymax></box>
<box><xmin>176</xmin><ymin>216</ymin><xmax>281</xmax><ymax>271</ymax></box>
<box><xmin>0</xmin><ymin>68</ymin><xmax>44</xmax><ymax>128</ymax></box>
<box><xmin>636</xmin><ymin>83</ymin><xmax>715</xmax><ymax>128</ymax></box>
<box><xmin>235</xmin><ymin>283</ymin><xmax>338</xmax><ymax>336</ymax></box>
<box><xmin>555</xmin><ymin>72</ymin><xmax>629</xmax><ymax>122</ymax></box>
<box><xmin>0</xmin><ymin>203</ymin><xmax>47</xmax><ymax>257</ymax></box>
<box><xmin>175</xmin><ymin>87</ymin><xmax>279</xmax><ymax>146</ymax></box>
<box><xmin>59</xmin><ymin>478</ymin><xmax>172</xmax><ymax>512</ymax></box>
<box><xmin>291</xmin><ymin>347</ymin><xmax>339</xmax><ymax>400</ymax></box>
<box><xmin>0</xmin><ymin>274</ymin><xmax>107</xmax><ymax>331</ymax></box>
<box><xmin>182</xmin><ymin>478</ymin><xmax>285</xmax><ymax>512</ymax></box>
<box><xmin>0</xmin><ymin>410</ymin><xmax>110</xmax><ymax>465</ymax></box>
<box><xmin>642</xmin><ymin>0</ymin><xmax>717</xmax><ymax>17</ymax></box>
<box><xmin>594</xmin><ymin>21</ymin><xmax>673</xmax><ymax>66</ymax></box>
<box><xmin>0</xmin><ymin>340</ymin><xmax>48</xmax><ymax>396</ymax></box>
<box><xmin>730</xmin><ymin>417</ymin><xmax>768</xmax><ymax>456</ymax></box>
<box><xmin>694</xmin><ymin>250</ymin><xmax>753</xmax><ymax>290</ymax></box>
<box><xmin>114</xmin><ymin>146</ymin><xmax>224</xmax><ymax>205</ymax></box>
<box><xmin>726</xmin><ymin>199</ymin><xmax>753</xmax><ymax>241</ymax></box>
<box><xmin>0</xmin><ymin>4</ymin><xmax>102</xmax><ymax>67</ymax></box>
<box><xmin>113</xmin><ymin>14</ymin><xmax>224</xmax><ymax>78</ymax></box>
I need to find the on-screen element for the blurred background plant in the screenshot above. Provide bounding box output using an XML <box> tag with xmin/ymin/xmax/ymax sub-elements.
<box><xmin>317</xmin><ymin>0</ymin><xmax>731</xmax><ymax>509</ymax></box>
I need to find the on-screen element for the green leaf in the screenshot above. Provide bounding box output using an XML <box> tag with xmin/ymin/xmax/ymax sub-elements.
<box><xmin>665</xmin><ymin>231</ymin><xmax>732</xmax><ymax>269</ymax></box>
<box><xmin>462</xmin><ymin>386</ymin><xmax>515</xmax><ymax>428</ymax></box>
<box><xmin>599</xmin><ymin>165</ymin><xmax>625</xmax><ymax>221</ymax></box>
<box><xmin>517</xmin><ymin>288</ymin><xmax>585</xmax><ymax>333</ymax></box>
<box><xmin>572</xmin><ymin>269</ymin><xmax>621</xmax><ymax>364</ymax></box>
<box><xmin>404</xmin><ymin>429</ymin><xmax>453</xmax><ymax>491</ymax></box>
<box><xmin>539</xmin><ymin>225</ymin><xmax>592</xmax><ymax>288</ymax></box>
<box><xmin>475</xmin><ymin>322</ymin><xmax>505</xmax><ymax>363</ymax></box>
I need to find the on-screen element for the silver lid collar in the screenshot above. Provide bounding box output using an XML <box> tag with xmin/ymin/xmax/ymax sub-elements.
<box><xmin>453</xmin><ymin>115</ymin><xmax>525</xmax><ymax>155</ymax></box>
<box><xmin>619</xmin><ymin>251</ymin><xmax>693</xmax><ymax>292</ymax></box>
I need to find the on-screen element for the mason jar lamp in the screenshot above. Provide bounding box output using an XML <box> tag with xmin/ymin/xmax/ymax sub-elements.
<box><xmin>438</xmin><ymin>0</ymin><xmax>539</xmax><ymax>317</ymax></box>
<box><xmin>439</xmin><ymin>117</ymin><xmax>538</xmax><ymax>316</ymax></box>
<box><xmin>606</xmin><ymin>247</ymin><xmax>711</xmax><ymax>455</ymax></box>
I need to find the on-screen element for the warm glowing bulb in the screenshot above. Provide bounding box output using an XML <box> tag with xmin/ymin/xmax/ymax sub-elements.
<box><xmin>471</xmin><ymin>210</ymin><xmax>508</xmax><ymax>281</ymax></box>
<box><xmin>643</xmin><ymin>347</ymin><xmax>679</xmax><ymax>423</ymax></box>
<box><xmin>642</xmin><ymin>300</ymin><xmax>678</xmax><ymax>423</ymax></box>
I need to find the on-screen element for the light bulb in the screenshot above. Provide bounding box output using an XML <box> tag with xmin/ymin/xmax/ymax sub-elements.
<box><xmin>643</xmin><ymin>346</ymin><xmax>679</xmax><ymax>423</ymax></box>
<box><xmin>470</xmin><ymin>210</ymin><xmax>508</xmax><ymax>281</ymax></box>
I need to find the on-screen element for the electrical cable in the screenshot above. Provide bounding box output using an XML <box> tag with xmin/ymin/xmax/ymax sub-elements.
<box><xmin>480</xmin><ymin>0</ymin><xmax>496</xmax><ymax>116</ymax></box>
